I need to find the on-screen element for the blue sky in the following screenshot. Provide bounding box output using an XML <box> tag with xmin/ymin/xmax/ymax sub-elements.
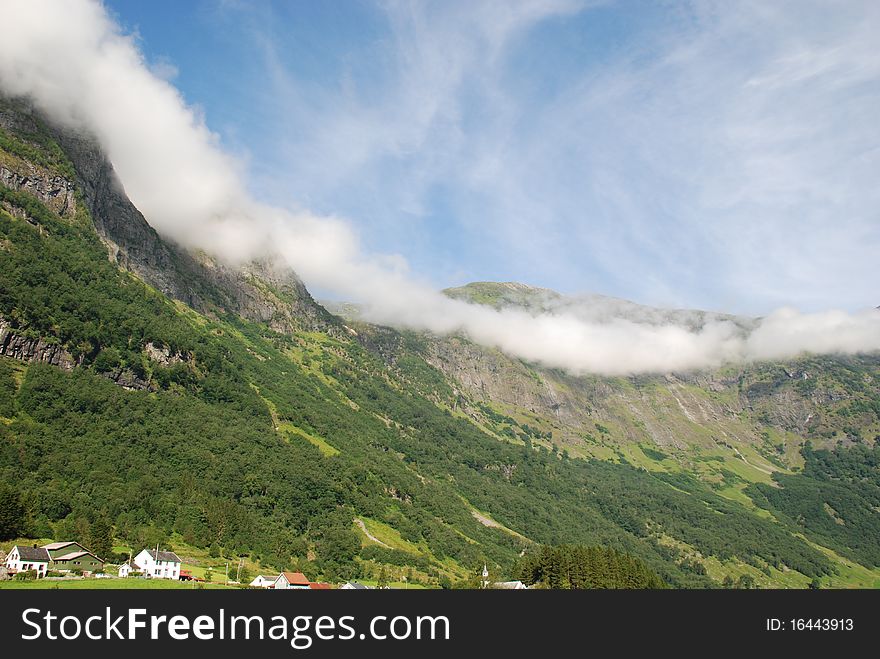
<box><xmin>102</xmin><ymin>0</ymin><xmax>880</xmax><ymax>314</ymax></box>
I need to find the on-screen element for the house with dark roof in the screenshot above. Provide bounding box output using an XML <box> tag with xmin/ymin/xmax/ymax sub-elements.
<box><xmin>274</xmin><ymin>571</ymin><xmax>311</xmax><ymax>590</ymax></box>
<box><xmin>5</xmin><ymin>545</ymin><xmax>50</xmax><ymax>577</ymax></box>
<box><xmin>341</xmin><ymin>581</ymin><xmax>371</xmax><ymax>589</ymax></box>
<box><xmin>132</xmin><ymin>548</ymin><xmax>182</xmax><ymax>580</ymax></box>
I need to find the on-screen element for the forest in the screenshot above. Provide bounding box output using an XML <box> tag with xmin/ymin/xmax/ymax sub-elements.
<box><xmin>517</xmin><ymin>544</ymin><xmax>667</xmax><ymax>589</ymax></box>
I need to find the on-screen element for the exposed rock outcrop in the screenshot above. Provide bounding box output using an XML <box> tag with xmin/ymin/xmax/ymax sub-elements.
<box><xmin>0</xmin><ymin>317</ymin><xmax>75</xmax><ymax>370</ymax></box>
<box><xmin>0</xmin><ymin>162</ymin><xmax>76</xmax><ymax>218</ymax></box>
<box><xmin>102</xmin><ymin>367</ymin><xmax>153</xmax><ymax>392</ymax></box>
<box><xmin>144</xmin><ymin>341</ymin><xmax>188</xmax><ymax>366</ymax></box>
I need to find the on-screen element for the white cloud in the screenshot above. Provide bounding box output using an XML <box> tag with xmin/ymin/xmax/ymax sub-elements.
<box><xmin>243</xmin><ymin>0</ymin><xmax>880</xmax><ymax>314</ymax></box>
<box><xmin>0</xmin><ymin>0</ymin><xmax>877</xmax><ymax>376</ymax></box>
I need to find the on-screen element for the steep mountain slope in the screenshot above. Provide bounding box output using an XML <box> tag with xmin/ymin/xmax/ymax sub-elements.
<box><xmin>331</xmin><ymin>284</ymin><xmax>878</xmax><ymax>468</ymax></box>
<box><xmin>1</xmin><ymin>97</ymin><xmax>878</xmax><ymax>588</ymax></box>
<box><xmin>0</xmin><ymin>98</ymin><xmax>332</xmax><ymax>337</ymax></box>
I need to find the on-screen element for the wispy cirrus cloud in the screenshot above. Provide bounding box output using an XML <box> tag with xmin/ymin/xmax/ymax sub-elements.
<box><xmin>1</xmin><ymin>0</ymin><xmax>878</xmax><ymax>376</ymax></box>
<box><xmin>235</xmin><ymin>0</ymin><xmax>880</xmax><ymax>314</ymax></box>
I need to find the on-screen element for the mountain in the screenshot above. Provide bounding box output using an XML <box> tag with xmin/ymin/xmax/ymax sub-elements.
<box><xmin>1</xmin><ymin>96</ymin><xmax>879</xmax><ymax>588</ymax></box>
<box><xmin>443</xmin><ymin>281</ymin><xmax>755</xmax><ymax>331</ymax></box>
<box><xmin>331</xmin><ymin>283</ymin><xmax>878</xmax><ymax>463</ymax></box>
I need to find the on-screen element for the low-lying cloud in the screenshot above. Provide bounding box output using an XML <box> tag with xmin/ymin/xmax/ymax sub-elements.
<box><xmin>0</xmin><ymin>0</ymin><xmax>877</xmax><ymax>376</ymax></box>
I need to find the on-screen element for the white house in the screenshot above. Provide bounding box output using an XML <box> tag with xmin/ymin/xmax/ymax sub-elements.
<box><xmin>132</xmin><ymin>548</ymin><xmax>182</xmax><ymax>580</ymax></box>
<box><xmin>274</xmin><ymin>571</ymin><xmax>311</xmax><ymax>590</ymax></box>
<box><xmin>249</xmin><ymin>574</ymin><xmax>278</xmax><ymax>588</ymax></box>
<box><xmin>493</xmin><ymin>580</ymin><xmax>529</xmax><ymax>589</ymax></box>
<box><xmin>5</xmin><ymin>545</ymin><xmax>50</xmax><ymax>577</ymax></box>
<box><xmin>118</xmin><ymin>561</ymin><xmax>140</xmax><ymax>578</ymax></box>
<box><xmin>341</xmin><ymin>581</ymin><xmax>371</xmax><ymax>590</ymax></box>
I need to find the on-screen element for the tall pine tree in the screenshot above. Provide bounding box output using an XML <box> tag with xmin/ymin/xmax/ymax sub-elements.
<box><xmin>88</xmin><ymin>515</ymin><xmax>114</xmax><ymax>560</ymax></box>
<box><xmin>0</xmin><ymin>484</ymin><xmax>25</xmax><ymax>541</ymax></box>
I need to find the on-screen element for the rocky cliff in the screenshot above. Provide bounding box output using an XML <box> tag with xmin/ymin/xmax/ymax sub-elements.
<box><xmin>0</xmin><ymin>316</ymin><xmax>75</xmax><ymax>371</ymax></box>
<box><xmin>0</xmin><ymin>96</ymin><xmax>334</xmax><ymax>335</ymax></box>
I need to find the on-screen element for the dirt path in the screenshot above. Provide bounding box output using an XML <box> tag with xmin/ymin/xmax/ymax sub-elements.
<box><xmin>471</xmin><ymin>509</ymin><xmax>502</xmax><ymax>529</ymax></box>
<box><xmin>355</xmin><ymin>518</ymin><xmax>390</xmax><ymax>548</ymax></box>
<box><xmin>471</xmin><ymin>509</ymin><xmax>530</xmax><ymax>542</ymax></box>
<box><xmin>731</xmin><ymin>446</ymin><xmax>775</xmax><ymax>475</ymax></box>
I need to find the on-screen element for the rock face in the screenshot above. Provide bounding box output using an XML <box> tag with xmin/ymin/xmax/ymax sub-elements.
<box><xmin>0</xmin><ymin>317</ymin><xmax>75</xmax><ymax>371</ymax></box>
<box><xmin>103</xmin><ymin>367</ymin><xmax>153</xmax><ymax>392</ymax></box>
<box><xmin>0</xmin><ymin>163</ymin><xmax>76</xmax><ymax>218</ymax></box>
<box><xmin>51</xmin><ymin>124</ymin><xmax>335</xmax><ymax>334</ymax></box>
<box><xmin>144</xmin><ymin>341</ymin><xmax>188</xmax><ymax>367</ymax></box>
<box><xmin>50</xmin><ymin>124</ymin><xmax>191</xmax><ymax>298</ymax></box>
<box><xmin>400</xmin><ymin>310</ymin><xmax>879</xmax><ymax>457</ymax></box>
<box><xmin>0</xmin><ymin>317</ymin><xmax>157</xmax><ymax>389</ymax></box>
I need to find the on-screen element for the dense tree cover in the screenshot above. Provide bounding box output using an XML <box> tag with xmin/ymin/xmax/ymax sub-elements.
<box><xmin>518</xmin><ymin>545</ymin><xmax>667</xmax><ymax>589</ymax></box>
<box><xmin>0</xmin><ymin>124</ymin><xmax>859</xmax><ymax>586</ymax></box>
<box><xmin>87</xmin><ymin>516</ymin><xmax>114</xmax><ymax>561</ymax></box>
<box><xmin>0</xmin><ymin>360</ymin><xmax>16</xmax><ymax>418</ymax></box>
<box><xmin>3</xmin><ymin>364</ymin><xmax>329</xmax><ymax>557</ymax></box>
<box><xmin>722</xmin><ymin>574</ymin><xmax>757</xmax><ymax>589</ymax></box>
<box><xmin>0</xmin><ymin>189</ymin><xmax>197</xmax><ymax>368</ymax></box>
<box><xmin>0</xmin><ymin>483</ymin><xmax>26</xmax><ymax>540</ymax></box>
<box><xmin>747</xmin><ymin>443</ymin><xmax>880</xmax><ymax>567</ymax></box>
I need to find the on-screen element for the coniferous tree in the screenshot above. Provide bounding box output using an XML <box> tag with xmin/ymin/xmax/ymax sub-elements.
<box><xmin>0</xmin><ymin>484</ymin><xmax>26</xmax><ymax>540</ymax></box>
<box><xmin>88</xmin><ymin>516</ymin><xmax>114</xmax><ymax>560</ymax></box>
<box><xmin>519</xmin><ymin>545</ymin><xmax>666</xmax><ymax>589</ymax></box>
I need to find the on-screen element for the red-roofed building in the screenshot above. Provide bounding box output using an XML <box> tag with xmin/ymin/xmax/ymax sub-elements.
<box><xmin>308</xmin><ymin>582</ymin><xmax>332</xmax><ymax>589</ymax></box>
<box><xmin>274</xmin><ymin>571</ymin><xmax>311</xmax><ymax>590</ymax></box>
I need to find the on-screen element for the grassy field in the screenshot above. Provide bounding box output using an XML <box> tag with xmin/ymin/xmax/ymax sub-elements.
<box><xmin>278</xmin><ymin>422</ymin><xmax>340</xmax><ymax>457</ymax></box>
<box><xmin>118</xmin><ymin>534</ymin><xmax>280</xmax><ymax>583</ymax></box>
<box><xmin>356</xmin><ymin>579</ymin><xmax>430</xmax><ymax>590</ymax></box>
<box><xmin>0</xmin><ymin>578</ymin><xmax>236</xmax><ymax>589</ymax></box>
<box><xmin>355</xmin><ymin>516</ymin><xmax>422</xmax><ymax>554</ymax></box>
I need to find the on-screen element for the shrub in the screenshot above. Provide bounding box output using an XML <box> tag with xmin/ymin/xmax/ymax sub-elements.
<box><xmin>14</xmin><ymin>570</ymin><xmax>38</xmax><ymax>581</ymax></box>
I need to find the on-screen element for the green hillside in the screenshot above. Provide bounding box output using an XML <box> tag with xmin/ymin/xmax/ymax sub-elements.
<box><xmin>1</xmin><ymin>99</ymin><xmax>878</xmax><ymax>588</ymax></box>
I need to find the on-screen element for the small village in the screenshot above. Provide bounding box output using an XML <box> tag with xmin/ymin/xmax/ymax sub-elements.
<box><xmin>1</xmin><ymin>540</ymin><xmax>359</xmax><ymax>589</ymax></box>
<box><xmin>1</xmin><ymin>540</ymin><xmax>528</xmax><ymax>590</ymax></box>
